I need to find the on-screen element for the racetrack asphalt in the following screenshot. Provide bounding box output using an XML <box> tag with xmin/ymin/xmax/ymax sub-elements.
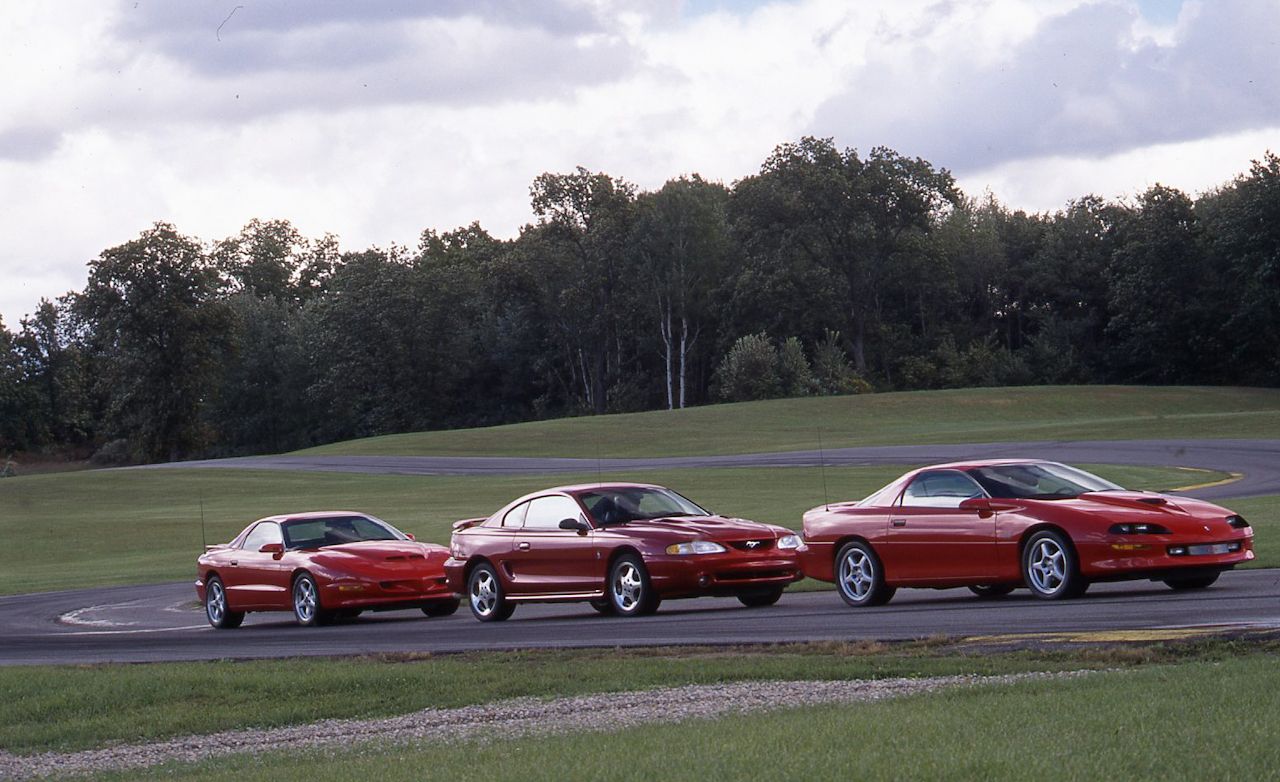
<box><xmin>1</xmin><ymin>569</ymin><xmax>1277</xmax><ymax>666</ymax></box>
<box><xmin>143</xmin><ymin>439</ymin><xmax>1280</xmax><ymax>500</ymax></box>
<box><xmin>3</xmin><ymin>437</ymin><xmax>1274</xmax><ymax>665</ymax></box>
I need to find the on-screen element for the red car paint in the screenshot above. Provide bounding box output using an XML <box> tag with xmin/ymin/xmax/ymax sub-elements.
<box><xmin>445</xmin><ymin>482</ymin><xmax>805</xmax><ymax>620</ymax></box>
<box><xmin>799</xmin><ymin>460</ymin><xmax>1254</xmax><ymax>605</ymax></box>
<box><xmin>196</xmin><ymin>511</ymin><xmax>457</xmax><ymax>627</ymax></box>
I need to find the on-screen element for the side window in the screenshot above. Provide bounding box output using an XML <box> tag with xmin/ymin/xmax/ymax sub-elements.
<box><xmin>242</xmin><ymin>522</ymin><xmax>282</xmax><ymax>550</ymax></box>
<box><xmin>502</xmin><ymin>502</ymin><xmax>529</xmax><ymax>528</ymax></box>
<box><xmin>901</xmin><ymin>471</ymin><xmax>985</xmax><ymax>509</ymax></box>
<box><xmin>524</xmin><ymin>496</ymin><xmax>584</xmax><ymax>530</ymax></box>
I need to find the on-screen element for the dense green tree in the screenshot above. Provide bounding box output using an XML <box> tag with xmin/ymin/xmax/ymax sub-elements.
<box><xmin>15</xmin><ymin>298</ymin><xmax>91</xmax><ymax>446</ymax></box>
<box><xmin>75</xmin><ymin>223</ymin><xmax>231</xmax><ymax>461</ymax></box>
<box><xmin>0</xmin><ymin>317</ymin><xmax>33</xmax><ymax>452</ymax></box>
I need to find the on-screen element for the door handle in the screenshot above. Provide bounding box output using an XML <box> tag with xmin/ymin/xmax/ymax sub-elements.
<box><xmin>517</xmin><ymin>542</ymin><xmax>530</xmax><ymax>551</ymax></box>
<box><xmin>891</xmin><ymin>520</ymin><xmax>906</xmax><ymax>528</ymax></box>
<box><xmin>230</xmin><ymin>560</ymin><xmax>239</xmax><ymax>565</ymax></box>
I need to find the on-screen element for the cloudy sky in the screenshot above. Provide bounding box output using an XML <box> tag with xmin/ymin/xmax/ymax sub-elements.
<box><xmin>2</xmin><ymin>0</ymin><xmax>1277</xmax><ymax>326</ymax></box>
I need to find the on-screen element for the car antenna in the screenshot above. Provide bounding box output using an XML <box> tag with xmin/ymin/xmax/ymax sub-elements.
<box><xmin>594</xmin><ymin>428</ymin><xmax>604</xmax><ymax>488</ymax></box>
<box><xmin>817</xmin><ymin>427</ymin><xmax>830</xmax><ymax>511</ymax></box>
<box><xmin>199</xmin><ymin>490</ymin><xmax>208</xmax><ymax>549</ymax></box>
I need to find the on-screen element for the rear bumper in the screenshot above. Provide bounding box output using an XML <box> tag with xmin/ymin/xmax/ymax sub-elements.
<box><xmin>444</xmin><ymin>558</ymin><xmax>467</xmax><ymax>594</ymax></box>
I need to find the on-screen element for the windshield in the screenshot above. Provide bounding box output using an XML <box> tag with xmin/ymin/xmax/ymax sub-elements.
<box><xmin>966</xmin><ymin>462</ymin><xmax>1123</xmax><ymax>500</ymax></box>
<box><xmin>578</xmin><ymin>487</ymin><xmax>709</xmax><ymax>526</ymax></box>
<box><xmin>282</xmin><ymin>515</ymin><xmax>405</xmax><ymax>549</ymax></box>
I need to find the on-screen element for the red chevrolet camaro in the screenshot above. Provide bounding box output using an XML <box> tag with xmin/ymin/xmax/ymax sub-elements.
<box><xmin>800</xmin><ymin>460</ymin><xmax>1255</xmax><ymax>606</ymax></box>
<box><xmin>444</xmin><ymin>482</ymin><xmax>806</xmax><ymax>621</ymax></box>
<box><xmin>196</xmin><ymin>511</ymin><xmax>458</xmax><ymax>628</ymax></box>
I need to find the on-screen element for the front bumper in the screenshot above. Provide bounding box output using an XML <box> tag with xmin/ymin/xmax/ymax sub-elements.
<box><xmin>320</xmin><ymin>575</ymin><xmax>455</xmax><ymax>609</ymax></box>
<box><xmin>1081</xmin><ymin>535</ymin><xmax>1254</xmax><ymax>578</ymax></box>
<box><xmin>646</xmin><ymin>552</ymin><xmax>804</xmax><ymax>598</ymax></box>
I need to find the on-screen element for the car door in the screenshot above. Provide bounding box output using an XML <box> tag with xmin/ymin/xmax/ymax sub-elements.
<box><xmin>884</xmin><ymin>470</ymin><xmax>995</xmax><ymax>584</ymax></box>
<box><xmin>223</xmin><ymin>521</ymin><xmax>288</xmax><ymax>609</ymax></box>
<box><xmin>507</xmin><ymin>494</ymin><xmax>600</xmax><ymax>595</ymax></box>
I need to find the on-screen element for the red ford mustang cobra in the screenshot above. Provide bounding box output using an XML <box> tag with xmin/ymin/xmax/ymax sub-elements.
<box><xmin>196</xmin><ymin>511</ymin><xmax>458</xmax><ymax>628</ymax></box>
<box><xmin>445</xmin><ymin>482</ymin><xmax>805</xmax><ymax>621</ymax></box>
<box><xmin>799</xmin><ymin>460</ymin><xmax>1254</xmax><ymax>606</ymax></box>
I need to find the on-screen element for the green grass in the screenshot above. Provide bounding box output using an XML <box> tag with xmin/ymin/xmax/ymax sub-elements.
<box><xmin>4</xmin><ymin>637</ymin><xmax>1275</xmax><ymax>757</ymax></box>
<box><xmin>0</xmin><ymin>463</ymin><xmax>1245</xmax><ymax>596</ymax></box>
<box><xmin>94</xmin><ymin>651</ymin><xmax>1280</xmax><ymax>782</ymax></box>
<box><xmin>297</xmin><ymin>385</ymin><xmax>1280</xmax><ymax>457</ymax></box>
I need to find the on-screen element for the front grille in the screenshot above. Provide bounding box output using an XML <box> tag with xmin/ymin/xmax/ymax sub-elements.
<box><xmin>727</xmin><ymin>539</ymin><xmax>775</xmax><ymax>552</ymax></box>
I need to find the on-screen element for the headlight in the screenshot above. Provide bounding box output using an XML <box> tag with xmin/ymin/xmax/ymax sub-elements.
<box><xmin>665</xmin><ymin>540</ymin><xmax>726</xmax><ymax>555</ymax></box>
<box><xmin>1108</xmin><ymin>523</ymin><xmax>1172</xmax><ymax>535</ymax></box>
<box><xmin>777</xmin><ymin>534</ymin><xmax>802</xmax><ymax>550</ymax></box>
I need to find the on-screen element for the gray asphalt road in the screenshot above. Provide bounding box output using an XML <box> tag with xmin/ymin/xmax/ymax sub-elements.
<box><xmin>1</xmin><ymin>570</ymin><xmax>1277</xmax><ymax>665</ymax></box>
<box><xmin>145</xmin><ymin>439</ymin><xmax>1280</xmax><ymax>500</ymax></box>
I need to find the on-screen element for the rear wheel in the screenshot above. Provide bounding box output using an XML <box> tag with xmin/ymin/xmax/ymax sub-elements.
<box><xmin>1163</xmin><ymin>573</ymin><xmax>1220</xmax><ymax>590</ymax></box>
<box><xmin>738</xmin><ymin>588</ymin><xmax>784</xmax><ymax>608</ymax></box>
<box><xmin>1022</xmin><ymin>530</ymin><xmax>1088</xmax><ymax>600</ymax></box>
<box><xmin>467</xmin><ymin>563</ymin><xmax>515</xmax><ymax>622</ymax></box>
<box><xmin>609</xmin><ymin>555</ymin><xmax>661</xmax><ymax>616</ymax></box>
<box><xmin>422</xmin><ymin>598</ymin><xmax>460</xmax><ymax>617</ymax></box>
<box><xmin>204</xmin><ymin>576</ymin><xmax>244</xmax><ymax>629</ymax></box>
<box><xmin>834</xmin><ymin>541</ymin><xmax>895</xmax><ymax>607</ymax></box>
<box><xmin>292</xmin><ymin>573</ymin><xmax>335</xmax><ymax>626</ymax></box>
<box><xmin>969</xmin><ymin>584</ymin><xmax>1016</xmax><ymax>599</ymax></box>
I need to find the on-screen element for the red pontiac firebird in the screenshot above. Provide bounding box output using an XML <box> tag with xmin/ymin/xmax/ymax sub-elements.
<box><xmin>444</xmin><ymin>482</ymin><xmax>805</xmax><ymax>621</ymax></box>
<box><xmin>799</xmin><ymin>460</ymin><xmax>1254</xmax><ymax>606</ymax></box>
<box><xmin>196</xmin><ymin>511</ymin><xmax>458</xmax><ymax>628</ymax></box>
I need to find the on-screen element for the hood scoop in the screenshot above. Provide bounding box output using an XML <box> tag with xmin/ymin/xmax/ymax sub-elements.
<box><xmin>1080</xmin><ymin>492</ymin><xmax>1182</xmax><ymax>513</ymax></box>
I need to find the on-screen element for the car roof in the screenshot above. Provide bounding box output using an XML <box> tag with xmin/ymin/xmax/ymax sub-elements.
<box><xmin>914</xmin><ymin>459</ymin><xmax>1056</xmax><ymax>472</ymax></box>
<box><xmin>255</xmin><ymin>511</ymin><xmax>372</xmax><ymax>523</ymax></box>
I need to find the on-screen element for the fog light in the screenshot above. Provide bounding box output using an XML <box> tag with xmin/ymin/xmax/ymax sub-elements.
<box><xmin>1168</xmin><ymin>546</ymin><xmax>1188</xmax><ymax>556</ymax></box>
<box><xmin>698</xmin><ymin>575</ymin><xmax>711</xmax><ymax>586</ymax></box>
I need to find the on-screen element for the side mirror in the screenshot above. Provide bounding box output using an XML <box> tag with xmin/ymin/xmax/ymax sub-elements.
<box><xmin>259</xmin><ymin>542</ymin><xmax>285</xmax><ymax>556</ymax></box>
<box><xmin>559</xmin><ymin>517</ymin><xmax>590</xmax><ymax>534</ymax></box>
<box><xmin>405</xmin><ymin>532</ymin><xmax>416</xmax><ymax>541</ymax></box>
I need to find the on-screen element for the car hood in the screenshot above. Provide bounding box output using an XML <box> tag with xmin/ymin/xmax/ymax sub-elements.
<box><xmin>1034</xmin><ymin>491</ymin><xmax>1238</xmax><ymax>532</ymax></box>
<box><xmin>304</xmin><ymin>540</ymin><xmax>448</xmax><ymax>570</ymax></box>
<box><xmin>608</xmin><ymin>515</ymin><xmax>785</xmax><ymax>541</ymax></box>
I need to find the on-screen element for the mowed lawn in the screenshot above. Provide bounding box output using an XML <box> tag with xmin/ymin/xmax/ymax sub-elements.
<box><xmin>96</xmin><ymin>653</ymin><xmax>1280</xmax><ymax>782</ymax></box>
<box><xmin>297</xmin><ymin>385</ymin><xmax>1280</xmax><ymax>458</ymax></box>
<box><xmin>0</xmin><ymin>463</ymin><xmax>1260</xmax><ymax>596</ymax></box>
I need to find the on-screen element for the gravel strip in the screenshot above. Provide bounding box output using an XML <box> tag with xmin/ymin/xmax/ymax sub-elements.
<box><xmin>0</xmin><ymin>671</ymin><xmax>1093</xmax><ymax>780</ymax></box>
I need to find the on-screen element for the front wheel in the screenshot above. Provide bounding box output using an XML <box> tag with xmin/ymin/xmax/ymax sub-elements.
<box><xmin>1164</xmin><ymin>573</ymin><xmax>1220</xmax><ymax>590</ymax></box>
<box><xmin>609</xmin><ymin>555</ymin><xmax>661</xmax><ymax>616</ymax></box>
<box><xmin>422</xmin><ymin>598</ymin><xmax>461</xmax><ymax>617</ymax></box>
<box><xmin>1022</xmin><ymin>531</ymin><xmax>1088</xmax><ymax>599</ymax></box>
<box><xmin>292</xmin><ymin>573</ymin><xmax>335</xmax><ymax>626</ymax></box>
<box><xmin>467</xmin><ymin>563</ymin><xmax>515</xmax><ymax>622</ymax></box>
<box><xmin>204</xmin><ymin>576</ymin><xmax>244</xmax><ymax>629</ymax></box>
<box><xmin>834</xmin><ymin>541</ymin><xmax>895</xmax><ymax>607</ymax></box>
<box><xmin>589</xmin><ymin>599</ymin><xmax>614</xmax><ymax>615</ymax></box>
<box><xmin>738</xmin><ymin>588</ymin><xmax>784</xmax><ymax>608</ymax></box>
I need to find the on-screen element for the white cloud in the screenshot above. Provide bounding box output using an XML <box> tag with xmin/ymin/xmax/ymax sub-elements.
<box><xmin>1</xmin><ymin>0</ymin><xmax>1278</xmax><ymax>326</ymax></box>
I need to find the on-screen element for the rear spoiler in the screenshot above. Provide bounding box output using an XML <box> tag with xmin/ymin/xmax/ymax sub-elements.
<box><xmin>452</xmin><ymin>517</ymin><xmax>486</xmax><ymax>532</ymax></box>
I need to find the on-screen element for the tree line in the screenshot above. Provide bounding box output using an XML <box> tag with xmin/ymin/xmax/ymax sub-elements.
<box><xmin>2</xmin><ymin>138</ymin><xmax>1278</xmax><ymax>463</ymax></box>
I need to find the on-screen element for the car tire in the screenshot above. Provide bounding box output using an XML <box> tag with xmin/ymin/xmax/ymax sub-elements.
<box><xmin>1022</xmin><ymin>530</ymin><xmax>1088</xmax><ymax>600</ymax></box>
<box><xmin>292</xmin><ymin>572</ymin><xmax>334</xmax><ymax>626</ymax></box>
<box><xmin>968</xmin><ymin>584</ymin><xmax>1016</xmax><ymax>599</ymax></box>
<box><xmin>834</xmin><ymin>541</ymin><xmax>896</xmax><ymax>607</ymax></box>
<box><xmin>738</xmin><ymin>588</ymin><xmax>784</xmax><ymax>608</ymax></box>
<box><xmin>204</xmin><ymin>576</ymin><xmax>244</xmax><ymax>629</ymax></box>
<box><xmin>609</xmin><ymin>555</ymin><xmax>661</xmax><ymax>617</ymax></box>
<box><xmin>467</xmin><ymin>563</ymin><xmax>515</xmax><ymax>622</ymax></box>
<box><xmin>422</xmin><ymin>598</ymin><xmax>461</xmax><ymax>617</ymax></box>
<box><xmin>1163</xmin><ymin>573</ymin><xmax>1220</xmax><ymax>590</ymax></box>
<box><xmin>589</xmin><ymin>599</ymin><xmax>614</xmax><ymax>615</ymax></box>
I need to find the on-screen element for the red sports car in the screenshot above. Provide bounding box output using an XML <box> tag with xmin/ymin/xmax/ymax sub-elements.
<box><xmin>196</xmin><ymin>511</ymin><xmax>458</xmax><ymax>627</ymax></box>
<box><xmin>799</xmin><ymin>460</ymin><xmax>1254</xmax><ymax>606</ymax></box>
<box><xmin>444</xmin><ymin>482</ymin><xmax>805</xmax><ymax>621</ymax></box>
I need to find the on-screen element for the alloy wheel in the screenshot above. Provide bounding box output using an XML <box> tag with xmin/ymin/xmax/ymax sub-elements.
<box><xmin>612</xmin><ymin>562</ymin><xmax>643</xmax><ymax>612</ymax></box>
<box><xmin>839</xmin><ymin>547</ymin><xmax>874</xmax><ymax>601</ymax></box>
<box><xmin>1028</xmin><ymin>539</ymin><xmax>1066</xmax><ymax>594</ymax></box>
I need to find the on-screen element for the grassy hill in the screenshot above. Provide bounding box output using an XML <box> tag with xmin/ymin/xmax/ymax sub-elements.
<box><xmin>296</xmin><ymin>386</ymin><xmax>1280</xmax><ymax>458</ymax></box>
